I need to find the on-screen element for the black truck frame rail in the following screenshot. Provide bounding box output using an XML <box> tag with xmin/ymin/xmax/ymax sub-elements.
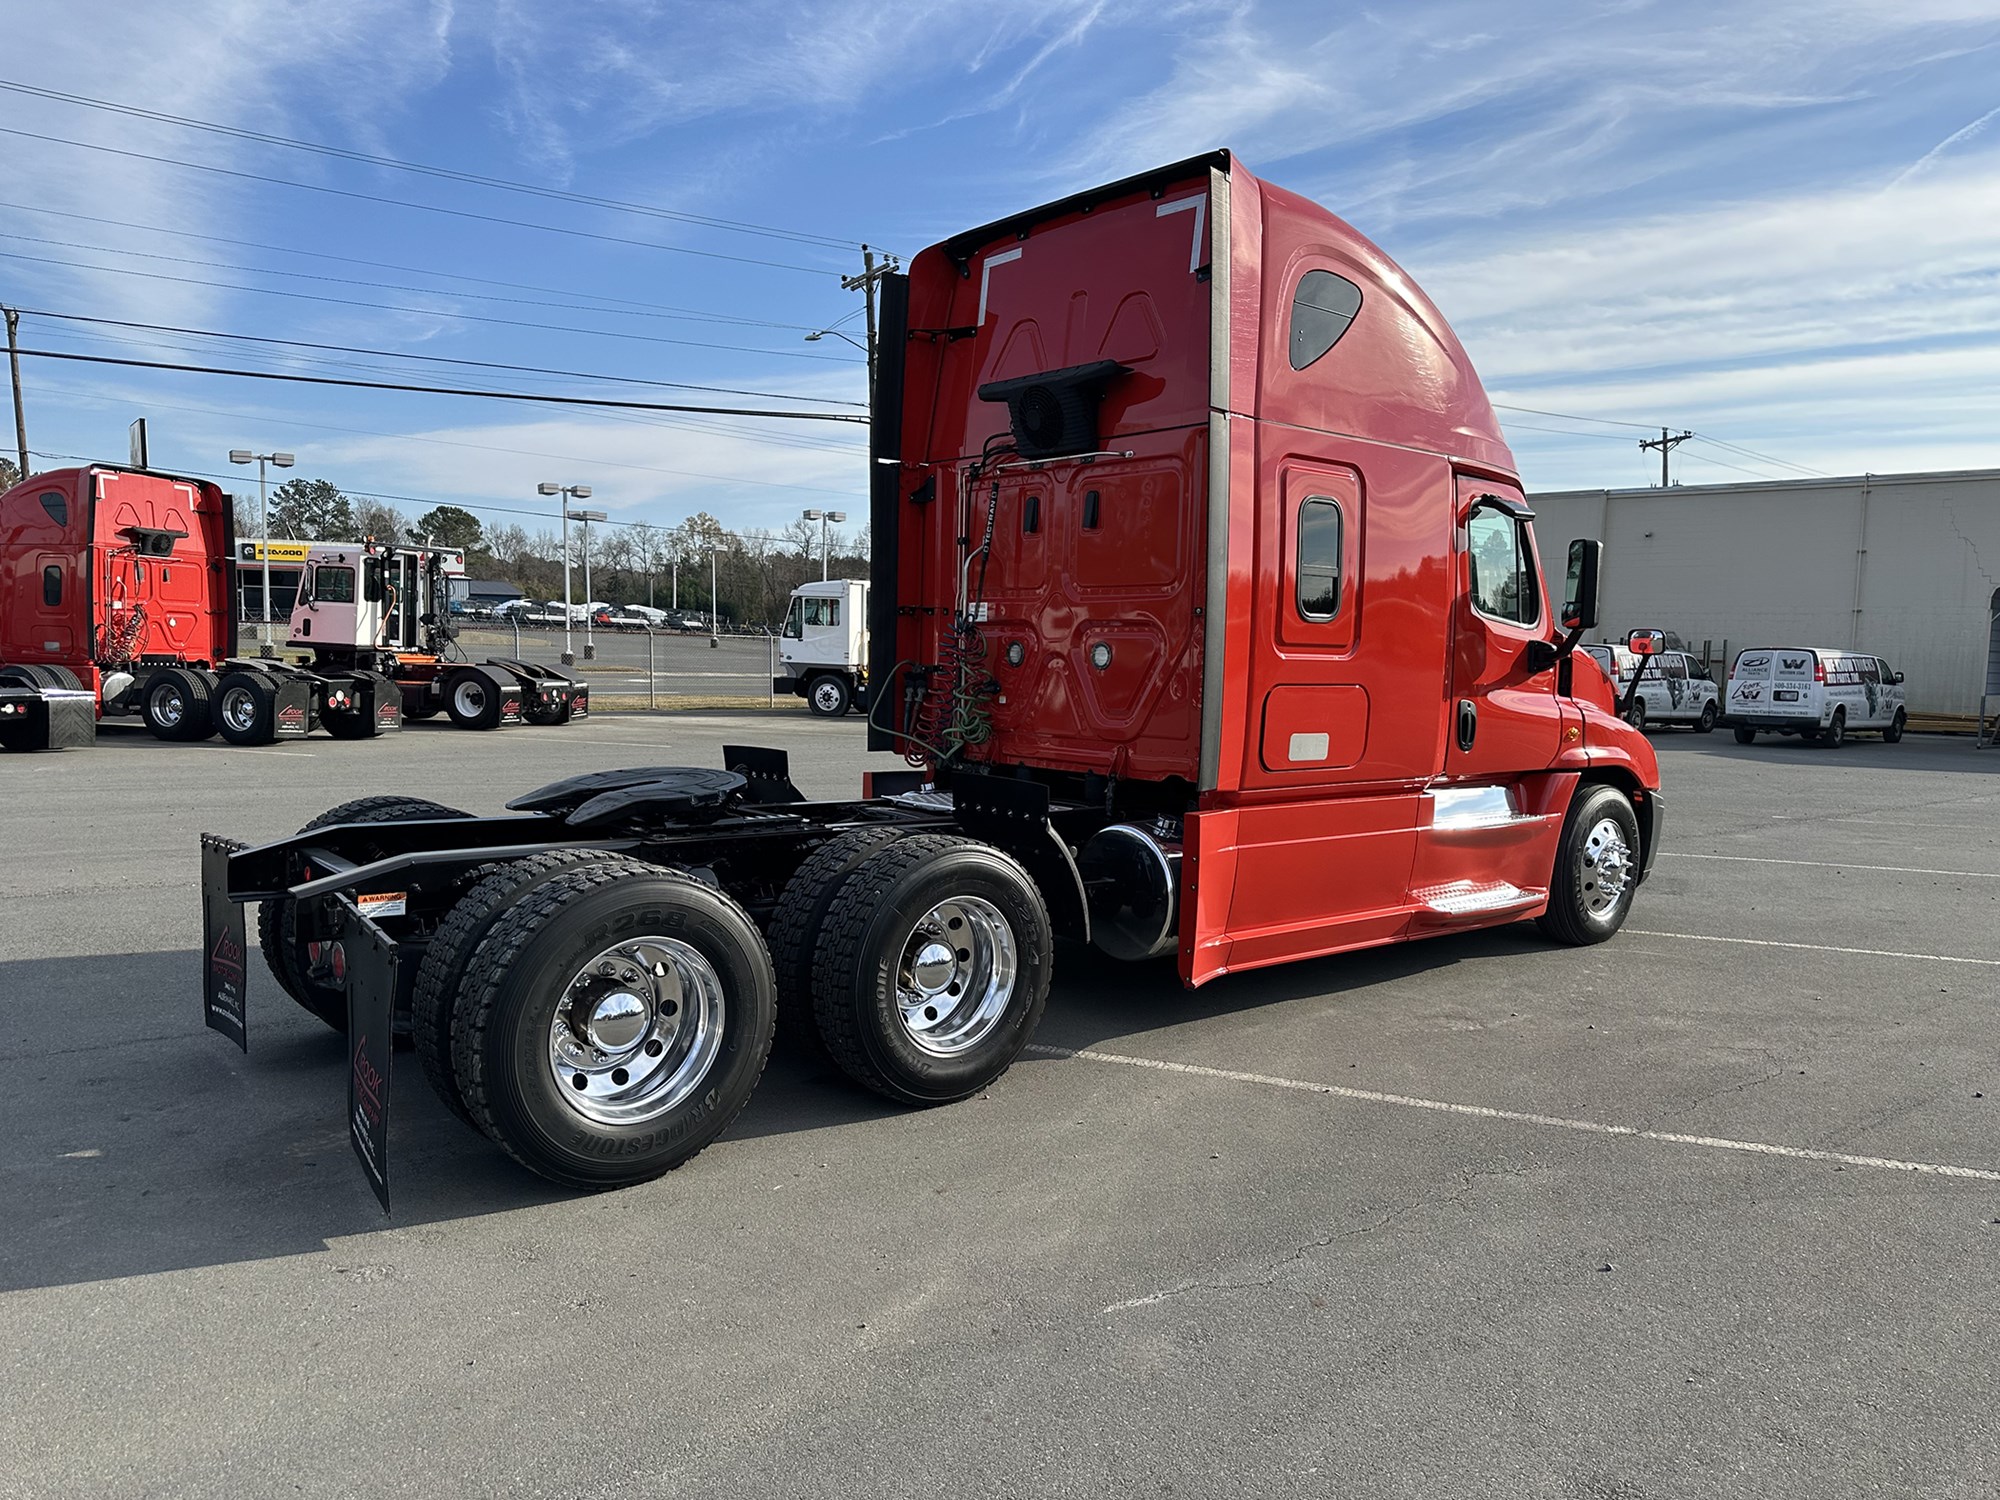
<box><xmin>200</xmin><ymin>745</ymin><xmax>1093</xmax><ymax>1211</ymax></box>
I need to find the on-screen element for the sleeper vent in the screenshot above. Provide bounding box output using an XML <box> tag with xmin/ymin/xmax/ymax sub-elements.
<box><xmin>978</xmin><ymin>359</ymin><xmax>1129</xmax><ymax>460</ymax></box>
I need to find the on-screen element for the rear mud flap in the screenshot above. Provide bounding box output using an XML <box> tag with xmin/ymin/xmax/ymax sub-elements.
<box><xmin>336</xmin><ymin>895</ymin><xmax>400</xmax><ymax>1214</ymax></box>
<box><xmin>200</xmin><ymin>834</ymin><xmax>251</xmax><ymax>1050</ymax></box>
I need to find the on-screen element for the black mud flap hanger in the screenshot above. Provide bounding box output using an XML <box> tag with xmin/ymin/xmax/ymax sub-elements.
<box><xmin>723</xmin><ymin>744</ymin><xmax>805</xmax><ymax>804</ymax></box>
<box><xmin>200</xmin><ymin>833</ymin><xmax>251</xmax><ymax>1051</ymax></box>
<box><xmin>949</xmin><ymin>774</ymin><xmax>1089</xmax><ymax>943</ymax></box>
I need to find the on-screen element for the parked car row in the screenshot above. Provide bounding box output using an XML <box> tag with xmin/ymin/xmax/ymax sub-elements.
<box><xmin>1586</xmin><ymin>634</ymin><xmax>1908</xmax><ymax>747</ymax></box>
<box><xmin>481</xmin><ymin>599</ymin><xmax>714</xmax><ymax>633</ymax></box>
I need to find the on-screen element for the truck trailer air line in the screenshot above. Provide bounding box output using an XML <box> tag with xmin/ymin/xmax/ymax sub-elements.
<box><xmin>197</xmin><ymin>151</ymin><xmax>1663</xmax><ymax>1209</ymax></box>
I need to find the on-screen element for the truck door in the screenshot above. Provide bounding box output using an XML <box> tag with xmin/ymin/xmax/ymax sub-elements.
<box><xmin>1445</xmin><ymin>479</ymin><xmax>1564</xmax><ymax>777</ymax></box>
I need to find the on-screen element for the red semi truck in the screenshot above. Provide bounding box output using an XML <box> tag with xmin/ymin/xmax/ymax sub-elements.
<box><xmin>0</xmin><ymin>464</ymin><xmax>584</xmax><ymax>748</ymax></box>
<box><xmin>200</xmin><ymin>151</ymin><xmax>1660</xmax><ymax>1208</ymax></box>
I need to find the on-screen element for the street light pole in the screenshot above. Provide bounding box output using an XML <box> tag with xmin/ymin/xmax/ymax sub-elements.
<box><xmin>801</xmin><ymin>508</ymin><xmax>848</xmax><ymax>580</ymax></box>
<box><xmin>537</xmin><ymin>481</ymin><xmax>593</xmax><ymax>665</ymax></box>
<box><xmin>574</xmin><ymin>508</ymin><xmax>607</xmax><ymax>659</ymax></box>
<box><xmin>230</xmin><ymin>448</ymin><xmax>293</xmax><ymax>654</ymax></box>
<box><xmin>710</xmin><ymin>548</ymin><xmax>719</xmax><ymax>649</ymax></box>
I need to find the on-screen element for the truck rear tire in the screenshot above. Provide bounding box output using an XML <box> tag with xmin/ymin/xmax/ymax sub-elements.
<box><xmin>449</xmin><ymin>863</ymin><xmax>776</xmax><ymax>1189</ymax></box>
<box><xmin>1536</xmin><ymin>785</ymin><xmax>1641</xmax><ymax>946</ymax></box>
<box><xmin>444</xmin><ymin>669</ymin><xmax>503</xmax><ymax>730</ymax></box>
<box><xmin>142</xmin><ymin>667</ymin><xmax>217</xmax><ymax>742</ymax></box>
<box><xmin>414</xmin><ymin>849</ymin><xmax>652</xmax><ymax>1131</ymax></box>
<box><xmin>258</xmin><ymin>796</ymin><xmax>472</xmax><ymax>1031</ymax></box>
<box><xmin>213</xmin><ymin>671</ymin><xmax>280</xmax><ymax>745</ymax></box>
<box><xmin>810</xmin><ymin>834</ymin><xmax>1052</xmax><ymax>1106</ymax></box>
<box><xmin>1624</xmin><ymin>699</ymin><xmax>1647</xmax><ymax>732</ymax></box>
<box><xmin>766</xmin><ymin>826</ymin><xmax>908</xmax><ymax>1053</ymax></box>
<box><xmin>806</xmin><ymin>674</ymin><xmax>852</xmax><ymax>718</ymax></box>
<box><xmin>1819</xmin><ymin>708</ymin><xmax>1845</xmax><ymax>748</ymax></box>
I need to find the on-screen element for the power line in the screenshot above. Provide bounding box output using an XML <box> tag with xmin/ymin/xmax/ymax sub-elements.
<box><xmin>31</xmin><ymin>375</ymin><xmax>871</xmax><ymax>486</ymax></box>
<box><xmin>1688</xmin><ymin>433</ymin><xmax>1827</xmax><ymax>478</ymax></box>
<box><xmin>11</xmin><ymin>347</ymin><xmax>869</xmax><ymax>421</ymax></box>
<box><xmin>16</xmin><ymin>308</ymin><xmax>867</xmax><ymax>407</ymax></box>
<box><xmin>0</xmin><ymin>78</ymin><xmax>865</xmax><ymax>252</ymax></box>
<box><xmin>1491</xmin><ymin>402</ymin><xmax>1661</xmax><ymax>432</ymax></box>
<box><xmin>0</xmin><ymin>125</ymin><xmax>844</xmax><ymax>276</ymax></box>
<box><xmin>0</xmin><ymin>199</ymin><xmax>839</xmax><ymax>329</ymax></box>
<box><xmin>0</xmin><ymin>229</ymin><xmax>829</xmax><ymax>329</ymax></box>
<box><xmin>0</xmin><ymin>249</ymin><xmax>864</xmax><ymax>362</ymax></box>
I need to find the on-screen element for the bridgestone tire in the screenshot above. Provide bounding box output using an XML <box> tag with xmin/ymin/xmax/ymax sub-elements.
<box><xmin>449</xmin><ymin>864</ymin><xmax>776</xmax><ymax>1190</ymax></box>
<box><xmin>1820</xmin><ymin>709</ymin><xmax>1845</xmax><ymax>749</ymax></box>
<box><xmin>810</xmin><ymin>834</ymin><xmax>1052</xmax><ymax>1106</ymax></box>
<box><xmin>414</xmin><ymin>849</ymin><xmax>651</xmax><ymax>1132</ymax></box>
<box><xmin>212</xmin><ymin>670</ymin><xmax>279</xmax><ymax>745</ymax></box>
<box><xmin>1733</xmin><ymin>725</ymin><xmax>1757</xmax><ymax>744</ymax></box>
<box><xmin>1696</xmin><ymin>701</ymin><xmax>1717</xmax><ymax>733</ymax></box>
<box><xmin>258</xmin><ymin>795</ymin><xmax>472</xmax><ymax>1031</ymax></box>
<box><xmin>807</xmin><ymin>674</ymin><xmax>852</xmax><ymax>718</ymax></box>
<box><xmin>766</xmin><ymin>826</ymin><xmax>908</xmax><ymax>1053</ymax></box>
<box><xmin>1537</xmin><ymin>784</ymin><xmax>1642</xmax><ymax>947</ymax></box>
<box><xmin>444</xmin><ymin>669</ymin><xmax>503</xmax><ymax>730</ymax></box>
<box><xmin>142</xmin><ymin>667</ymin><xmax>216</xmax><ymax>742</ymax></box>
<box><xmin>1884</xmin><ymin>710</ymin><xmax>1906</xmax><ymax>744</ymax></box>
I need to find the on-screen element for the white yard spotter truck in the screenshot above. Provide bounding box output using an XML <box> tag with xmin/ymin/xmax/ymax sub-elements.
<box><xmin>774</xmin><ymin>578</ymin><xmax>869</xmax><ymax>717</ymax></box>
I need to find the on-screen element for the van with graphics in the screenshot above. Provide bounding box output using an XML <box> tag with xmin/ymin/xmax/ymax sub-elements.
<box><xmin>1582</xmin><ymin>642</ymin><xmax>1719</xmax><ymax>733</ymax></box>
<box><xmin>1724</xmin><ymin>647</ymin><xmax>1907</xmax><ymax>746</ymax></box>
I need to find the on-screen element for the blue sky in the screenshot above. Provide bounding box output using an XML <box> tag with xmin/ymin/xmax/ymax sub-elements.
<box><xmin>5</xmin><ymin>0</ymin><xmax>2000</xmax><ymax>539</ymax></box>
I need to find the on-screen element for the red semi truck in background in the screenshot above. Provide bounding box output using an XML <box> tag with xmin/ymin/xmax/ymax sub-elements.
<box><xmin>0</xmin><ymin>464</ymin><xmax>585</xmax><ymax>749</ymax></box>
<box><xmin>200</xmin><ymin>151</ymin><xmax>1661</xmax><ymax>1208</ymax></box>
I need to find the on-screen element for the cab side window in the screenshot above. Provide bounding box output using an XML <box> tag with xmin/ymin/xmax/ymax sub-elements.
<box><xmin>803</xmin><ymin>598</ymin><xmax>839</xmax><ymax>628</ymax></box>
<box><xmin>1466</xmin><ymin>504</ymin><xmax>1538</xmax><ymax>626</ymax></box>
<box><xmin>1295</xmin><ymin>497</ymin><xmax>1342</xmax><ymax>622</ymax></box>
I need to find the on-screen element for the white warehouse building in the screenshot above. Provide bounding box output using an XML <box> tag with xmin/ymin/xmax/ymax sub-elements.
<box><xmin>1529</xmin><ymin>467</ymin><xmax>2000</xmax><ymax>718</ymax></box>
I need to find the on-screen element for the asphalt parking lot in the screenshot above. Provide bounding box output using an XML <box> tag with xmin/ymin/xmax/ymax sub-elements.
<box><xmin>2</xmin><ymin>722</ymin><xmax>1997</xmax><ymax>1498</ymax></box>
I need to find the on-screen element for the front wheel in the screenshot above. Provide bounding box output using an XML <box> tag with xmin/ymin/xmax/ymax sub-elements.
<box><xmin>811</xmin><ymin>834</ymin><xmax>1052</xmax><ymax>1105</ymax></box>
<box><xmin>1733</xmin><ymin>725</ymin><xmax>1757</xmax><ymax>744</ymax></box>
<box><xmin>1696</xmin><ymin>701</ymin><xmax>1718</xmax><ymax>734</ymax></box>
<box><xmin>806</xmin><ymin>674</ymin><xmax>852</xmax><ymax>718</ymax></box>
<box><xmin>450</xmin><ymin>864</ymin><xmax>776</xmax><ymax>1189</ymax></box>
<box><xmin>1537</xmin><ymin>785</ymin><xmax>1641</xmax><ymax>946</ymax></box>
<box><xmin>1884</xmin><ymin>709</ymin><xmax>1906</xmax><ymax>744</ymax></box>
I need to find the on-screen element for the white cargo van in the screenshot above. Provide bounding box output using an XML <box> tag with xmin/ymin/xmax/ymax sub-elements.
<box><xmin>1583</xmin><ymin>644</ymin><xmax>1720</xmax><ymax>733</ymax></box>
<box><xmin>1723</xmin><ymin>648</ymin><xmax>1907</xmax><ymax>746</ymax></box>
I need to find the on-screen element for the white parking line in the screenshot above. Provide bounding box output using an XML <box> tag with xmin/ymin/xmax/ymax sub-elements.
<box><xmin>1023</xmin><ymin>1044</ymin><xmax>2000</xmax><ymax>1182</ymax></box>
<box><xmin>1623</xmin><ymin>929</ymin><xmax>2000</xmax><ymax>966</ymax></box>
<box><xmin>1663</xmin><ymin>852</ymin><xmax>2000</xmax><ymax>879</ymax></box>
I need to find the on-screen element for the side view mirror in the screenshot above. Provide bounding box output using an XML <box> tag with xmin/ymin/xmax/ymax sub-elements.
<box><xmin>1563</xmin><ymin>539</ymin><xmax>1601</xmax><ymax>631</ymax></box>
<box><xmin>1627</xmin><ymin>628</ymin><xmax>1665</xmax><ymax>656</ymax></box>
<box><xmin>1892</xmin><ymin>670</ymin><xmax>1905</xmax><ymax>684</ymax></box>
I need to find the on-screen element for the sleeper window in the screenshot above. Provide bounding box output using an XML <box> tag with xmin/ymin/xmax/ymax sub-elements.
<box><xmin>1296</xmin><ymin>498</ymin><xmax>1343</xmax><ymax>621</ymax></box>
<box><xmin>1289</xmin><ymin>271</ymin><xmax>1363</xmax><ymax>371</ymax></box>
<box><xmin>1466</xmin><ymin>505</ymin><xmax>1539</xmax><ymax>626</ymax></box>
<box><xmin>42</xmin><ymin>565</ymin><xmax>62</xmax><ymax>606</ymax></box>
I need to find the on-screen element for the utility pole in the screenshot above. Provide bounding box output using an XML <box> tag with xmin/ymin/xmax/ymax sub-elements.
<box><xmin>5</xmin><ymin>305</ymin><xmax>28</xmax><ymax>478</ymax></box>
<box><xmin>1639</xmin><ymin>427</ymin><xmax>1693</xmax><ymax>487</ymax></box>
<box><xmin>841</xmin><ymin>245</ymin><xmax>900</xmax><ymax>399</ymax></box>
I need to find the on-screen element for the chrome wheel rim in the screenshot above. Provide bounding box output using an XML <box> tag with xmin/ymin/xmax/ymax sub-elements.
<box><xmin>547</xmin><ymin>936</ymin><xmax>725</xmax><ymax>1126</ymax></box>
<box><xmin>812</xmin><ymin>679</ymin><xmax>844</xmax><ymax>713</ymax></box>
<box><xmin>152</xmin><ymin>683</ymin><xmax>185</xmax><ymax>728</ymax></box>
<box><xmin>895</xmin><ymin>896</ymin><xmax>1017</xmax><ymax>1057</ymax></box>
<box><xmin>1580</xmin><ymin>818</ymin><xmax>1633</xmax><ymax>919</ymax></box>
<box><xmin>220</xmin><ymin>686</ymin><xmax>259</xmax><ymax>733</ymax></box>
<box><xmin>453</xmin><ymin>679</ymin><xmax>488</xmax><ymax>717</ymax></box>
